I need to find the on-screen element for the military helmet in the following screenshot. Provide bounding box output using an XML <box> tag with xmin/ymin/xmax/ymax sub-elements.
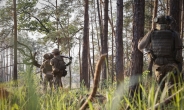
<box><xmin>52</xmin><ymin>48</ymin><xmax>60</xmax><ymax>55</ymax></box>
<box><xmin>43</xmin><ymin>53</ymin><xmax>50</xmax><ymax>59</ymax></box>
<box><xmin>154</xmin><ymin>15</ymin><xmax>172</xmax><ymax>24</ymax></box>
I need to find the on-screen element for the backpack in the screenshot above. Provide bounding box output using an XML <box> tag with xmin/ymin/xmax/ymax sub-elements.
<box><xmin>54</xmin><ymin>57</ymin><xmax>67</xmax><ymax>77</ymax></box>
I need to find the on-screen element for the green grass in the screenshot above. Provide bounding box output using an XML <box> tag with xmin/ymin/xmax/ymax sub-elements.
<box><xmin>0</xmin><ymin>69</ymin><xmax>184</xmax><ymax>110</ymax></box>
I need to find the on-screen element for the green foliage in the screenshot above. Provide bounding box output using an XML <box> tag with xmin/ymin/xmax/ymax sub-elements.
<box><xmin>1</xmin><ymin>71</ymin><xmax>184</xmax><ymax>110</ymax></box>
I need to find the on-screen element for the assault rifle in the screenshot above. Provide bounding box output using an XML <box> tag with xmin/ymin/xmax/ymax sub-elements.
<box><xmin>60</xmin><ymin>55</ymin><xmax>72</xmax><ymax>66</ymax></box>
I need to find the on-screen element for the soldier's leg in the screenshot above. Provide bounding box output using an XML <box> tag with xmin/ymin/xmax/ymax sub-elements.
<box><xmin>59</xmin><ymin>77</ymin><xmax>63</xmax><ymax>88</ymax></box>
<box><xmin>43</xmin><ymin>75</ymin><xmax>49</xmax><ymax>91</ymax></box>
<box><xmin>48</xmin><ymin>75</ymin><xmax>53</xmax><ymax>90</ymax></box>
<box><xmin>154</xmin><ymin>66</ymin><xmax>165</xmax><ymax>92</ymax></box>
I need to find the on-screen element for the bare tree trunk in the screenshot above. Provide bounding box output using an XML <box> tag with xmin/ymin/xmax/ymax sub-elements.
<box><xmin>181</xmin><ymin>0</ymin><xmax>184</xmax><ymax>40</ymax></box>
<box><xmin>81</xmin><ymin>0</ymin><xmax>89</xmax><ymax>88</ymax></box>
<box><xmin>110</xmin><ymin>0</ymin><xmax>114</xmax><ymax>84</ymax></box>
<box><xmin>170</xmin><ymin>0</ymin><xmax>180</xmax><ymax>31</ymax></box>
<box><xmin>94</xmin><ymin>11</ymin><xmax>101</xmax><ymax>54</ymax></box>
<box><xmin>115</xmin><ymin>0</ymin><xmax>124</xmax><ymax>86</ymax></box>
<box><xmin>129</xmin><ymin>0</ymin><xmax>145</xmax><ymax>100</ymax></box>
<box><xmin>152</xmin><ymin>0</ymin><xmax>158</xmax><ymax>30</ymax></box>
<box><xmin>10</xmin><ymin>48</ymin><xmax>13</xmax><ymax>80</ymax></box>
<box><xmin>91</xmin><ymin>16</ymin><xmax>94</xmax><ymax>79</ymax></box>
<box><xmin>147</xmin><ymin>0</ymin><xmax>158</xmax><ymax>77</ymax></box>
<box><xmin>6</xmin><ymin>48</ymin><xmax>8</xmax><ymax>81</ymax></box>
<box><xmin>101</xmin><ymin>0</ymin><xmax>109</xmax><ymax>87</ymax></box>
<box><xmin>3</xmin><ymin>50</ymin><xmax>5</xmax><ymax>82</ymax></box>
<box><xmin>180</xmin><ymin>0</ymin><xmax>184</xmax><ymax>39</ymax></box>
<box><xmin>170</xmin><ymin>0</ymin><xmax>182</xmax><ymax>72</ymax></box>
<box><xmin>79</xmin><ymin>37</ymin><xmax>82</xmax><ymax>85</ymax></box>
<box><xmin>97</xmin><ymin>0</ymin><xmax>103</xmax><ymax>53</ymax></box>
<box><xmin>0</xmin><ymin>55</ymin><xmax>2</xmax><ymax>82</ymax></box>
<box><xmin>13</xmin><ymin>0</ymin><xmax>18</xmax><ymax>82</ymax></box>
<box><xmin>166</xmin><ymin>0</ymin><xmax>169</xmax><ymax>15</ymax></box>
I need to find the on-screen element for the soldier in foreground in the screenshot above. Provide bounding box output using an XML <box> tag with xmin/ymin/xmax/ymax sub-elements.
<box><xmin>138</xmin><ymin>15</ymin><xmax>183</xmax><ymax>92</ymax></box>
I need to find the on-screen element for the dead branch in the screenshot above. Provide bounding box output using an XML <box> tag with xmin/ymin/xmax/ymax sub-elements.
<box><xmin>79</xmin><ymin>53</ymin><xmax>107</xmax><ymax>110</ymax></box>
<box><xmin>17</xmin><ymin>41</ymin><xmax>41</xmax><ymax>68</ymax></box>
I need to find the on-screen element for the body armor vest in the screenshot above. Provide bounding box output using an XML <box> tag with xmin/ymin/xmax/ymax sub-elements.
<box><xmin>151</xmin><ymin>30</ymin><xmax>174</xmax><ymax>58</ymax></box>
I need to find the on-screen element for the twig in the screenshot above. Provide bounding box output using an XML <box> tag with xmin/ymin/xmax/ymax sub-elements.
<box><xmin>79</xmin><ymin>53</ymin><xmax>107</xmax><ymax>110</ymax></box>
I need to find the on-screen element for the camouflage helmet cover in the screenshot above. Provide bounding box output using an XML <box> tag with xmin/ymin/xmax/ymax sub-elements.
<box><xmin>154</xmin><ymin>15</ymin><xmax>172</xmax><ymax>24</ymax></box>
<box><xmin>43</xmin><ymin>53</ymin><xmax>50</xmax><ymax>59</ymax></box>
<box><xmin>52</xmin><ymin>48</ymin><xmax>60</xmax><ymax>54</ymax></box>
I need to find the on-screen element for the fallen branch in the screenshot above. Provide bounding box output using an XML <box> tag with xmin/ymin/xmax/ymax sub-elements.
<box><xmin>147</xmin><ymin>87</ymin><xmax>184</xmax><ymax>110</ymax></box>
<box><xmin>79</xmin><ymin>53</ymin><xmax>107</xmax><ymax>110</ymax></box>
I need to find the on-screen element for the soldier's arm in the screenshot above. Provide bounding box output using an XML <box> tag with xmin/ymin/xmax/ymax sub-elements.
<box><xmin>138</xmin><ymin>30</ymin><xmax>153</xmax><ymax>52</ymax></box>
<box><xmin>50</xmin><ymin>59</ymin><xmax>54</xmax><ymax>66</ymax></box>
<box><xmin>40</xmin><ymin>62</ymin><xmax>44</xmax><ymax>69</ymax></box>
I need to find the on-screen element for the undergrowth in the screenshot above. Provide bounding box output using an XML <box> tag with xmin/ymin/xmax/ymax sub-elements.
<box><xmin>0</xmin><ymin>69</ymin><xmax>184</xmax><ymax>110</ymax></box>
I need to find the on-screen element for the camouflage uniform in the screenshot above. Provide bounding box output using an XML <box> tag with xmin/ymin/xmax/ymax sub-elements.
<box><xmin>138</xmin><ymin>15</ymin><xmax>183</xmax><ymax>91</ymax></box>
<box><xmin>50</xmin><ymin>49</ymin><xmax>66</xmax><ymax>89</ymax></box>
<box><xmin>40</xmin><ymin>54</ymin><xmax>53</xmax><ymax>91</ymax></box>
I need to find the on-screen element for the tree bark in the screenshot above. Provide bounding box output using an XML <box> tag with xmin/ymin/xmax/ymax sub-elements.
<box><xmin>13</xmin><ymin>0</ymin><xmax>18</xmax><ymax>82</ymax></box>
<box><xmin>110</xmin><ymin>0</ymin><xmax>114</xmax><ymax>84</ymax></box>
<box><xmin>148</xmin><ymin>0</ymin><xmax>158</xmax><ymax>77</ymax></box>
<box><xmin>170</xmin><ymin>0</ymin><xmax>183</xmax><ymax>72</ymax></box>
<box><xmin>170</xmin><ymin>0</ymin><xmax>180</xmax><ymax>32</ymax></box>
<box><xmin>129</xmin><ymin>0</ymin><xmax>145</xmax><ymax>100</ymax></box>
<box><xmin>101</xmin><ymin>0</ymin><xmax>109</xmax><ymax>86</ymax></box>
<box><xmin>115</xmin><ymin>0</ymin><xmax>124</xmax><ymax>86</ymax></box>
<box><xmin>81</xmin><ymin>0</ymin><xmax>89</xmax><ymax>88</ymax></box>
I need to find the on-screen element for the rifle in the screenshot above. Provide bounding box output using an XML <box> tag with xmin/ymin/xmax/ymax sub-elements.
<box><xmin>60</xmin><ymin>55</ymin><xmax>72</xmax><ymax>66</ymax></box>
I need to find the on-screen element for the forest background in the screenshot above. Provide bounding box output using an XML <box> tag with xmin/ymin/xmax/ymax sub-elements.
<box><xmin>0</xmin><ymin>0</ymin><xmax>184</xmax><ymax>107</ymax></box>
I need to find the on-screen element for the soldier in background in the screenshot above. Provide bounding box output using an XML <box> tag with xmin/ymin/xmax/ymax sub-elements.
<box><xmin>40</xmin><ymin>53</ymin><xmax>53</xmax><ymax>91</ymax></box>
<box><xmin>138</xmin><ymin>15</ymin><xmax>183</xmax><ymax>92</ymax></box>
<box><xmin>50</xmin><ymin>48</ymin><xmax>72</xmax><ymax>89</ymax></box>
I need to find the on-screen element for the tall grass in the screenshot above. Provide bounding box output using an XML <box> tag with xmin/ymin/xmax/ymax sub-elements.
<box><xmin>0</xmin><ymin>69</ymin><xmax>184</xmax><ymax>110</ymax></box>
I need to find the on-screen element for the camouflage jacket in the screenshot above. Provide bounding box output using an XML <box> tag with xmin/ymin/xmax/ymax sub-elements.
<box><xmin>40</xmin><ymin>59</ymin><xmax>52</xmax><ymax>73</ymax></box>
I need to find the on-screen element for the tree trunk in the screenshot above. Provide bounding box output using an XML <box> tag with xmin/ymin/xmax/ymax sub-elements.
<box><xmin>97</xmin><ymin>0</ymin><xmax>103</xmax><ymax>53</ymax></box>
<box><xmin>181</xmin><ymin>0</ymin><xmax>184</xmax><ymax>40</ymax></box>
<box><xmin>129</xmin><ymin>0</ymin><xmax>145</xmax><ymax>100</ymax></box>
<box><xmin>170</xmin><ymin>0</ymin><xmax>182</xmax><ymax>72</ymax></box>
<box><xmin>170</xmin><ymin>0</ymin><xmax>180</xmax><ymax>32</ymax></box>
<box><xmin>81</xmin><ymin>0</ymin><xmax>89</xmax><ymax>88</ymax></box>
<box><xmin>79</xmin><ymin>37</ymin><xmax>82</xmax><ymax>86</ymax></box>
<box><xmin>148</xmin><ymin>0</ymin><xmax>158</xmax><ymax>77</ymax></box>
<box><xmin>13</xmin><ymin>0</ymin><xmax>18</xmax><ymax>82</ymax></box>
<box><xmin>101</xmin><ymin>0</ymin><xmax>109</xmax><ymax>87</ymax></box>
<box><xmin>115</xmin><ymin>0</ymin><xmax>124</xmax><ymax>86</ymax></box>
<box><xmin>110</xmin><ymin>0</ymin><xmax>114</xmax><ymax>84</ymax></box>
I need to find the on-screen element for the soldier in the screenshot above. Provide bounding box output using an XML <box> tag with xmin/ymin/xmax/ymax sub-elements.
<box><xmin>50</xmin><ymin>48</ymin><xmax>66</xmax><ymax>89</ymax></box>
<box><xmin>40</xmin><ymin>53</ymin><xmax>53</xmax><ymax>91</ymax></box>
<box><xmin>138</xmin><ymin>15</ymin><xmax>183</xmax><ymax>92</ymax></box>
